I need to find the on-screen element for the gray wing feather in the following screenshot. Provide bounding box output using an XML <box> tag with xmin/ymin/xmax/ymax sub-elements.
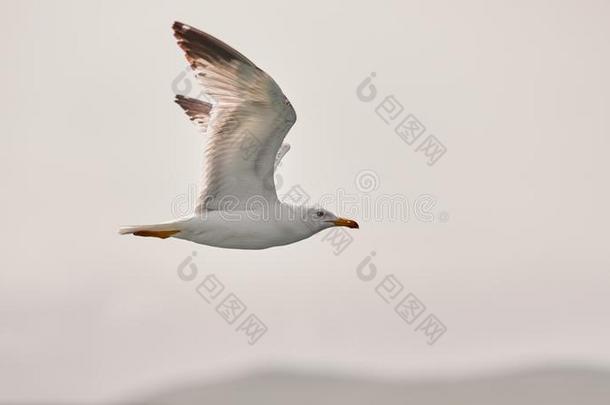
<box><xmin>172</xmin><ymin>22</ymin><xmax>297</xmax><ymax>212</ymax></box>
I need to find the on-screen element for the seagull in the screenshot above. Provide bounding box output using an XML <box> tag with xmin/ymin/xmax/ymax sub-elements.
<box><xmin>119</xmin><ymin>22</ymin><xmax>358</xmax><ymax>249</ymax></box>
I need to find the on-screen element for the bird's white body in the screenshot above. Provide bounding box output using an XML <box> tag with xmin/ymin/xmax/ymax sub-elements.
<box><xmin>168</xmin><ymin>205</ymin><xmax>326</xmax><ymax>249</ymax></box>
<box><xmin>120</xmin><ymin>22</ymin><xmax>358</xmax><ymax>248</ymax></box>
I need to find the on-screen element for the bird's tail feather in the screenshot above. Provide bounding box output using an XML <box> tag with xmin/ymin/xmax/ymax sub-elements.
<box><xmin>119</xmin><ymin>223</ymin><xmax>181</xmax><ymax>239</ymax></box>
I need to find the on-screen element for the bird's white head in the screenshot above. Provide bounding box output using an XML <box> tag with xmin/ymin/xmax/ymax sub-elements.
<box><xmin>300</xmin><ymin>206</ymin><xmax>359</xmax><ymax>234</ymax></box>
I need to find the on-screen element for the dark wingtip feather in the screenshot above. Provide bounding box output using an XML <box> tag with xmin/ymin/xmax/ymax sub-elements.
<box><xmin>172</xmin><ymin>21</ymin><xmax>192</xmax><ymax>37</ymax></box>
<box><xmin>171</xmin><ymin>21</ymin><xmax>256</xmax><ymax>67</ymax></box>
<box><xmin>174</xmin><ymin>95</ymin><xmax>213</xmax><ymax>120</ymax></box>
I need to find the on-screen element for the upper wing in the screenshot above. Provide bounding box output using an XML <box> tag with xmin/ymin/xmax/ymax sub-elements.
<box><xmin>172</xmin><ymin>21</ymin><xmax>297</xmax><ymax>212</ymax></box>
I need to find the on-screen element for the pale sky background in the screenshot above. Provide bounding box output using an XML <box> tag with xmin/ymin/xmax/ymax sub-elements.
<box><xmin>1</xmin><ymin>0</ymin><xmax>609</xmax><ymax>402</ymax></box>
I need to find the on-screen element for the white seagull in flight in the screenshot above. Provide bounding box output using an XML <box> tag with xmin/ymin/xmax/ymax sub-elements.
<box><xmin>120</xmin><ymin>22</ymin><xmax>358</xmax><ymax>249</ymax></box>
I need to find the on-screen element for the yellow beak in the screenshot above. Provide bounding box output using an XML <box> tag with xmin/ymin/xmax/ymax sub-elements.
<box><xmin>333</xmin><ymin>217</ymin><xmax>359</xmax><ymax>229</ymax></box>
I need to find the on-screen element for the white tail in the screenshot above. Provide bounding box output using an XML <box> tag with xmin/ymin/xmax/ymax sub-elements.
<box><xmin>119</xmin><ymin>224</ymin><xmax>181</xmax><ymax>239</ymax></box>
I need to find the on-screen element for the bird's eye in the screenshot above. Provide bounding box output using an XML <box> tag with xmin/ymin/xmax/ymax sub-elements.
<box><xmin>316</xmin><ymin>210</ymin><xmax>324</xmax><ymax>218</ymax></box>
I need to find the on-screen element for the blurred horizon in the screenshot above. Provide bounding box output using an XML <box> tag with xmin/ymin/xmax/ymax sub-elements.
<box><xmin>7</xmin><ymin>365</ymin><xmax>608</xmax><ymax>404</ymax></box>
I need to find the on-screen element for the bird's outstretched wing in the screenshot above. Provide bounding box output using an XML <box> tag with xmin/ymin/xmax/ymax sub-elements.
<box><xmin>173</xmin><ymin>21</ymin><xmax>297</xmax><ymax>212</ymax></box>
